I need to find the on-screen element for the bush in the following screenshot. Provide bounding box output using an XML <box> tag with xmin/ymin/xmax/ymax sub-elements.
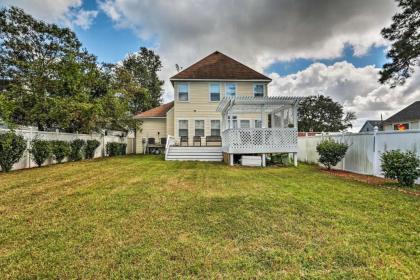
<box><xmin>51</xmin><ymin>141</ymin><xmax>70</xmax><ymax>163</ymax></box>
<box><xmin>0</xmin><ymin>131</ymin><xmax>26</xmax><ymax>172</ymax></box>
<box><xmin>69</xmin><ymin>139</ymin><xmax>86</xmax><ymax>161</ymax></box>
<box><xmin>106</xmin><ymin>142</ymin><xmax>126</xmax><ymax>156</ymax></box>
<box><xmin>381</xmin><ymin>150</ymin><xmax>420</xmax><ymax>187</ymax></box>
<box><xmin>30</xmin><ymin>139</ymin><xmax>51</xmax><ymax>167</ymax></box>
<box><xmin>85</xmin><ymin>140</ymin><xmax>100</xmax><ymax>159</ymax></box>
<box><xmin>316</xmin><ymin>139</ymin><xmax>348</xmax><ymax>170</ymax></box>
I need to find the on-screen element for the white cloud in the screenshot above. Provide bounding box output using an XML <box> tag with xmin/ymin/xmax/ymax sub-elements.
<box><xmin>268</xmin><ymin>62</ymin><xmax>420</xmax><ymax>131</ymax></box>
<box><xmin>72</xmin><ymin>9</ymin><xmax>98</xmax><ymax>30</ymax></box>
<box><xmin>1</xmin><ymin>0</ymin><xmax>98</xmax><ymax>30</ymax></box>
<box><xmin>98</xmin><ymin>0</ymin><xmax>397</xmax><ymax>92</ymax></box>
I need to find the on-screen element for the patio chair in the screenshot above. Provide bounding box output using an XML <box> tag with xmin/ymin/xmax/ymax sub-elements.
<box><xmin>160</xmin><ymin>138</ymin><xmax>167</xmax><ymax>146</ymax></box>
<box><xmin>193</xmin><ymin>136</ymin><xmax>202</xmax><ymax>146</ymax></box>
<box><xmin>205</xmin><ymin>136</ymin><xmax>222</xmax><ymax>146</ymax></box>
<box><xmin>180</xmin><ymin>136</ymin><xmax>188</xmax><ymax>146</ymax></box>
<box><xmin>147</xmin><ymin>138</ymin><xmax>155</xmax><ymax>145</ymax></box>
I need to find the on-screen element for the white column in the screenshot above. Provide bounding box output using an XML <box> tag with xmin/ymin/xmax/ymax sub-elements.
<box><xmin>293</xmin><ymin>153</ymin><xmax>298</xmax><ymax>166</ymax></box>
<box><xmin>293</xmin><ymin>102</ymin><xmax>298</xmax><ymax>129</ymax></box>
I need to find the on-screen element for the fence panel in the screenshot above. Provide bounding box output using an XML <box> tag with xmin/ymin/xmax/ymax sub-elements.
<box><xmin>0</xmin><ymin>128</ymin><xmax>131</xmax><ymax>171</ymax></box>
<box><xmin>298</xmin><ymin>130</ymin><xmax>420</xmax><ymax>183</ymax></box>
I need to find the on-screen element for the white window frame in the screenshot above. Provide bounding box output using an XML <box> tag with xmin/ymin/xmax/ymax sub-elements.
<box><xmin>178</xmin><ymin>119</ymin><xmax>189</xmax><ymax>137</ymax></box>
<box><xmin>210</xmin><ymin>120</ymin><xmax>221</xmax><ymax>136</ymax></box>
<box><xmin>239</xmin><ymin>119</ymin><xmax>251</xmax><ymax>128</ymax></box>
<box><xmin>177</xmin><ymin>83</ymin><xmax>189</xmax><ymax>102</ymax></box>
<box><xmin>195</xmin><ymin>120</ymin><xmax>205</xmax><ymax>137</ymax></box>
<box><xmin>224</xmin><ymin>82</ymin><xmax>237</xmax><ymax>98</ymax></box>
<box><xmin>209</xmin><ymin>83</ymin><xmax>221</xmax><ymax>102</ymax></box>
<box><xmin>253</xmin><ymin>83</ymin><xmax>265</xmax><ymax>97</ymax></box>
<box><xmin>227</xmin><ymin>115</ymin><xmax>238</xmax><ymax>129</ymax></box>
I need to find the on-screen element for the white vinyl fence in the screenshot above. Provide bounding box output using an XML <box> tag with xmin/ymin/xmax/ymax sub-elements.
<box><xmin>298</xmin><ymin>129</ymin><xmax>420</xmax><ymax>183</ymax></box>
<box><xmin>0</xmin><ymin>128</ymin><xmax>133</xmax><ymax>171</ymax></box>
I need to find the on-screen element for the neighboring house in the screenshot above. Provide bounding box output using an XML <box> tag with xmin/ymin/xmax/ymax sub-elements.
<box><xmin>383</xmin><ymin>101</ymin><xmax>420</xmax><ymax>131</ymax></box>
<box><xmin>134</xmin><ymin>51</ymin><xmax>302</xmax><ymax>166</ymax></box>
<box><xmin>359</xmin><ymin>120</ymin><xmax>382</xmax><ymax>132</ymax></box>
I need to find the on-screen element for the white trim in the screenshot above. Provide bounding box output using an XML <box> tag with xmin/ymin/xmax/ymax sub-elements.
<box><xmin>208</xmin><ymin>82</ymin><xmax>221</xmax><ymax>102</ymax></box>
<box><xmin>210</xmin><ymin>119</ymin><xmax>222</xmax><ymax>136</ymax></box>
<box><xmin>171</xmin><ymin>78</ymin><xmax>271</xmax><ymax>82</ymax></box>
<box><xmin>177</xmin><ymin>82</ymin><xmax>190</xmax><ymax>102</ymax></box>
<box><xmin>194</xmin><ymin>119</ymin><xmax>205</xmax><ymax>137</ymax></box>
<box><xmin>224</xmin><ymin>82</ymin><xmax>237</xmax><ymax>98</ymax></box>
<box><xmin>253</xmin><ymin>83</ymin><xmax>265</xmax><ymax>97</ymax></box>
<box><xmin>177</xmin><ymin>119</ymin><xmax>189</xmax><ymax>138</ymax></box>
<box><xmin>133</xmin><ymin>116</ymin><xmax>166</xmax><ymax>119</ymax></box>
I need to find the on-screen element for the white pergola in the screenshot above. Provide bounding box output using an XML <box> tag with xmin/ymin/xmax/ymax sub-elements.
<box><xmin>216</xmin><ymin>96</ymin><xmax>305</xmax><ymax>166</ymax></box>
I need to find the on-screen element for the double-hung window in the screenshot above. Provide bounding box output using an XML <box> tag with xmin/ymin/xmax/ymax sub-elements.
<box><xmin>209</xmin><ymin>83</ymin><xmax>220</xmax><ymax>101</ymax></box>
<box><xmin>211</xmin><ymin>120</ymin><xmax>221</xmax><ymax>136</ymax></box>
<box><xmin>178</xmin><ymin>83</ymin><xmax>189</xmax><ymax>101</ymax></box>
<box><xmin>254</xmin><ymin>120</ymin><xmax>262</xmax><ymax>128</ymax></box>
<box><xmin>225</xmin><ymin>83</ymin><xmax>236</xmax><ymax>97</ymax></box>
<box><xmin>178</xmin><ymin>120</ymin><xmax>188</xmax><ymax>137</ymax></box>
<box><xmin>253</xmin><ymin>84</ymin><xmax>264</xmax><ymax>97</ymax></box>
<box><xmin>240</xmin><ymin>120</ymin><xmax>251</xmax><ymax>128</ymax></box>
<box><xmin>195</xmin><ymin>120</ymin><xmax>205</xmax><ymax>137</ymax></box>
<box><xmin>227</xmin><ymin>116</ymin><xmax>238</xmax><ymax>129</ymax></box>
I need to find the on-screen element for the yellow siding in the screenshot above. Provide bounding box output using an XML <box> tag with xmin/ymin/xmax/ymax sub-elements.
<box><xmin>135</xmin><ymin>118</ymin><xmax>167</xmax><ymax>154</ymax></box>
<box><xmin>166</xmin><ymin>107</ymin><xmax>175</xmax><ymax>135</ymax></box>
<box><xmin>172</xmin><ymin>81</ymin><xmax>269</xmax><ymax>145</ymax></box>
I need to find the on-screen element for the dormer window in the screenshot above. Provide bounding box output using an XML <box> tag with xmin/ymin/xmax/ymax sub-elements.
<box><xmin>225</xmin><ymin>83</ymin><xmax>236</xmax><ymax>97</ymax></box>
<box><xmin>253</xmin><ymin>84</ymin><xmax>264</xmax><ymax>97</ymax></box>
<box><xmin>178</xmin><ymin>83</ymin><xmax>189</xmax><ymax>101</ymax></box>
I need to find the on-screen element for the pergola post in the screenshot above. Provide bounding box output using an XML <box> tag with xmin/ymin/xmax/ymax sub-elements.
<box><xmin>293</xmin><ymin>101</ymin><xmax>298</xmax><ymax>166</ymax></box>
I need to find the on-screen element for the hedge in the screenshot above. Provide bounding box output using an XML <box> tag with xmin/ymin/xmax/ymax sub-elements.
<box><xmin>0</xmin><ymin>131</ymin><xmax>26</xmax><ymax>172</ymax></box>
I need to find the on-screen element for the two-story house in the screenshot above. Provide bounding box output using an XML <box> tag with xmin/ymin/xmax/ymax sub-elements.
<box><xmin>135</xmin><ymin>51</ymin><xmax>302</xmax><ymax>166</ymax></box>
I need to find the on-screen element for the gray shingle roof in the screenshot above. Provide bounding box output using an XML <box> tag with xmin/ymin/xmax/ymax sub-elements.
<box><xmin>384</xmin><ymin>101</ymin><xmax>420</xmax><ymax>123</ymax></box>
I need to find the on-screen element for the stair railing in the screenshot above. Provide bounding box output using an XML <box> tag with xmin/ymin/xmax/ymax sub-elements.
<box><xmin>165</xmin><ymin>135</ymin><xmax>176</xmax><ymax>160</ymax></box>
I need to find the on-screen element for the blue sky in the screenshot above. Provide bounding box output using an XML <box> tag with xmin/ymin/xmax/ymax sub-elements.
<box><xmin>70</xmin><ymin>1</ymin><xmax>389</xmax><ymax>75</ymax></box>
<box><xmin>3</xmin><ymin>0</ymin><xmax>419</xmax><ymax>130</ymax></box>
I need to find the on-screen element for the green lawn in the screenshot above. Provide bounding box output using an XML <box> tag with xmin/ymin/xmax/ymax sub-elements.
<box><xmin>0</xmin><ymin>156</ymin><xmax>419</xmax><ymax>279</ymax></box>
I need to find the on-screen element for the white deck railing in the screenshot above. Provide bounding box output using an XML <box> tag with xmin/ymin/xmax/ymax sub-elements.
<box><xmin>222</xmin><ymin>128</ymin><xmax>298</xmax><ymax>154</ymax></box>
<box><xmin>165</xmin><ymin>135</ymin><xmax>176</xmax><ymax>160</ymax></box>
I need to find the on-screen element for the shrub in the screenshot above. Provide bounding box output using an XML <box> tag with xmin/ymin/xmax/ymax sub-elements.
<box><xmin>316</xmin><ymin>139</ymin><xmax>348</xmax><ymax>170</ymax></box>
<box><xmin>85</xmin><ymin>140</ymin><xmax>100</xmax><ymax>159</ymax></box>
<box><xmin>106</xmin><ymin>142</ymin><xmax>126</xmax><ymax>156</ymax></box>
<box><xmin>30</xmin><ymin>139</ymin><xmax>51</xmax><ymax>167</ymax></box>
<box><xmin>0</xmin><ymin>131</ymin><xmax>26</xmax><ymax>172</ymax></box>
<box><xmin>381</xmin><ymin>150</ymin><xmax>420</xmax><ymax>187</ymax></box>
<box><xmin>69</xmin><ymin>139</ymin><xmax>86</xmax><ymax>161</ymax></box>
<box><xmin>51</xmin><ymin>141</ymin><xmax>70</xmax><ymax>163</ymax></box>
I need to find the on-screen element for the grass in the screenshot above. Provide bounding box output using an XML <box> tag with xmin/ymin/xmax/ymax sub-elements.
<box><xmin>0</xmin><ymin>155</ymin><xmax>419</xmax><ymax>279</ymax></box>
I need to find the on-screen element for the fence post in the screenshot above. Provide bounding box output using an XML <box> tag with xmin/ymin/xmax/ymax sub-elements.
<box><xmin>341</xmin><ymin>131</ymin><xmax>345</xmax><ymax>171</ymax></box>
<box><xmin>372</xmin><ymin>126</ymin><xmax>378</xmax><ymax>176</ymax></box>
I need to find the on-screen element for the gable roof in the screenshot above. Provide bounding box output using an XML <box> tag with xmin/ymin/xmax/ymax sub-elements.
<box><xmin>170</xmin><ymin>51</ymin><xmax>271</xmax><ymax>81</ymax></box>
<box><xmin>359</xmin><ymin>120</ymin><xmax>382</xmax><ymax>132</ymax></box>
<box><xmin>134</xmin><ymin>101</ymin><xmax>174</xmax><ymax>119</ymax></box>
<box><xmin>384</xmin><ymin>101</ymin><xmax>420</xmax><ymax>123</ymax></box>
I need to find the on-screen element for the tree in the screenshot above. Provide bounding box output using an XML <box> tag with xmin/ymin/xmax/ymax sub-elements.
<box><xmin>0</xmin><ymin>7</ymin><xmax>138</xmax><ymax>133</ymax></box>
<box><xmin>119</xmin><ymin>47</ymin><xmax>164</xmax><ymax>111</ymax></box>
<box><xmin>380</xmin><ymin>0</ymin><xmax>420</xmax><ymax>87</ymax></box>
<box><xmin>298</xmin><ymin>95</ymin><xmax>356</xmax><ymax>132</ymax></box>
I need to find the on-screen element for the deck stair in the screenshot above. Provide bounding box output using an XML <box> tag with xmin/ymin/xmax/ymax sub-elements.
<box><xmin>166</xmin><ymin>146</ymin><xmax>223</xmax><ymax>161</ymax></box>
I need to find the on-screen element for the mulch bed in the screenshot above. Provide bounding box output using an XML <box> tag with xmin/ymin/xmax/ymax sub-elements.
<box><xmin>320</xmin><ymin>168</ymin><xmax>420</xmax><ymax>197</ymax></box>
